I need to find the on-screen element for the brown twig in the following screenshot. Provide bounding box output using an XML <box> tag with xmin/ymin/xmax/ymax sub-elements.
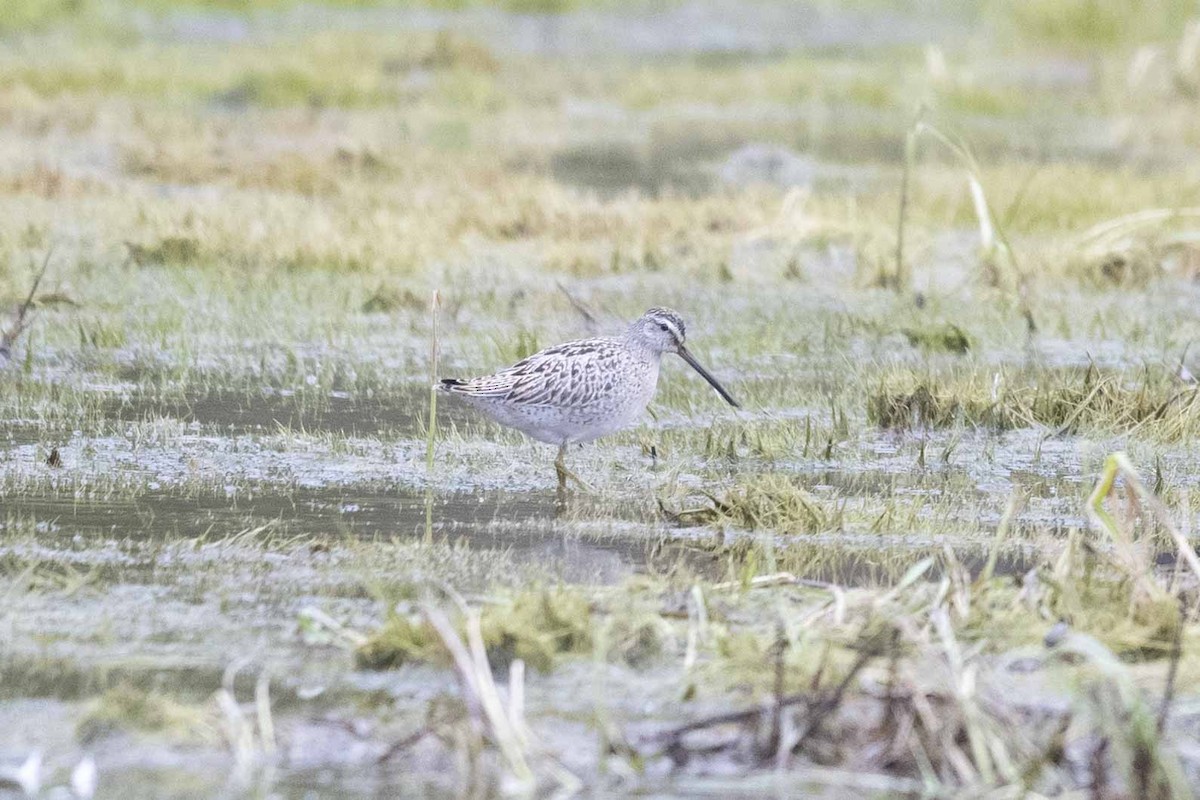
<box><xmin>790</xmin><ymin>642</ymin><xmax>880</xmax><ymax>756</ymax></box>
<box><xmin>376</xmin><ymin>727</ymin><xmax>435</xmax><ymax>764</ymax></box>
<box><xmin>655</xmin><ymin>700</ymin><xmax>796</xmax><ymax>744</ymax></box>
<box><xmin>761</xmin><ymin>623</ymin><xmax>786</xmax><ymax>761</ymax></box>
<box><xmin>893</xmin><ymin>106</ymin><xmax>924</xmax><ymax>293</ymax></box>
<box><xmin>650</xmin><ymin>635</ymin><xmax>885</xmax><ymax>755</ymax></box>
<box><xmin>555</xmin><ymin>281</ymin><xmax>599</xmax><ymax>329</ymax></box>
<box><xmin>1</xmin><ymin>248</ymin><xmax>53</xmax><ymax>359</ymax></box>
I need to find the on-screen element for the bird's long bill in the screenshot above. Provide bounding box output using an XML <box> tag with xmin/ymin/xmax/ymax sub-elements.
<box><xmin>678</xmin><ymin>344</ymin><xmax>740</xmax><ymax>408</ymax></box>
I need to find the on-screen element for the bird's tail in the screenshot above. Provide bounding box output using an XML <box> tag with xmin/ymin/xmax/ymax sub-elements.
<box><xmin>438</xmin><ymin>378</ymin><xmax>468</xmax><ymax>392</ymax></box>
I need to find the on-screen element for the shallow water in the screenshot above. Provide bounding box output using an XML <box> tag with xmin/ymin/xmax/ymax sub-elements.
<box><xmin>0</xmin><ymin>484</ymin><xmax>668</xmax><ymax>575</ymax></box>
<box><xmin>100</xmin><ymin>384</ymin><xmax>445</xmax><ymax>436</ymax></box>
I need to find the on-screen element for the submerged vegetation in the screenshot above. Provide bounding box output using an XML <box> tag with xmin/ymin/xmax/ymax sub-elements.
<box><xmin>1</xmin><ymin>0</ymin><xmax>1200</xmax><ymax>796</ymax></box>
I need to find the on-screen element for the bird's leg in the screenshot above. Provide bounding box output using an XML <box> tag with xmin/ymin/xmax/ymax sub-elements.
<box><xmin>638</xmin><ymin>433</ymin><xmax>659</xmax><ymax>467</ymax></box>
<box><xmin>555</xmin><ymin>444</ymin><xmax>569</xmax><ymax>505</ymax></box>
<box><xmin>554</xmin><ymin>443</ymin><xmax>593</xmax><ymax>497</ymax></box>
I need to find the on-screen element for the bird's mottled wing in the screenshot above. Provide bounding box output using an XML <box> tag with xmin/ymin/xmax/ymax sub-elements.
<box><xmin>448</xmin><ymin>337</ymin><xmax>624</xmax><ymax>409</ymax></box>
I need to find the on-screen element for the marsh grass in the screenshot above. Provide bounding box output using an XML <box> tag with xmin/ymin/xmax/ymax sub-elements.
<box><xmin>1067</xmin><ymin>208</ymin><xmax>1200</xmax><ymax>288</ymax></box>
<box><xmin>701</xmin><ymin>474</ymin><xmax>842</xmax><ymax>535</ymax></box>
<box><xmin>356</xmin><ymin>586</ymin><xmax>593</xmax><ymax>672</ymax></box>
<box><xmin>0</xmin><ymin>0</ymin><xmax>82</xmax><ymax>34</ymax></box>
<box><xmin>899</xmin><ymin>321</ymin><xmax>971</xmax><ymax>353</ymax></box>
<box><xmin>694</xmin><ymin>417</ymin><xmax>809</xmax><ymax>462</ymax></box>
<box><xmin>344</xmin><ymin>450</ymin><xmax>1200</xmax><ymax>796</ymax></box>
<box><xmin>76</xmin><ymin>684</ymin><xmax>217</xmax><ymax>745</ymax></box>
<box><xmin>5</xmin><ymin>1</ymin><xmax>1200</xmax><ymax>795</ymax></box>
<box><xmin>999</xmin><ymin>0</ymin><xmax>1199</xmax><ymax>50</ymax></box>
<box><xmin>868</xmin><ymin>365</ymin><xmax>1200</xmax><ymax>439</ymax></box>
<box><xmin>668</xmin><ymin>464</ymin><xmax>1197</xmax><ymax>793</ymax></box>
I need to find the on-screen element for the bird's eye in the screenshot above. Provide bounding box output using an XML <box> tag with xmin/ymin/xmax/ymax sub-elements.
<box><xmin>658</xmin><ymin>323</ymin><xmax>669</xmax><ymax>332</ymax></box>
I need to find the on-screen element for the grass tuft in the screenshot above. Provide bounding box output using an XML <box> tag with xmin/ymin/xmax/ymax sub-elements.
<box><xmin>868</xmin><ymin>368</ymin><xmax>1200</xmax><ymax>438</ymax></box>
<box><xmin>703</xmin><ymin>474</ymin><xmax>841</xmax><ymax>535</ymax></box>
<box><xmin>76</xmin><ymin>685</ymin><xmax>215</xmax><ymax>744</ymax></box>
<box><xmin>356</xmin><ymin>587</ymin><xmax>593</xmax><ymax>673</ymax></box>
<box><xmin>900</xmin><ymin>322</ymin><xmax>971</xmax><ymax>354</ymax></box>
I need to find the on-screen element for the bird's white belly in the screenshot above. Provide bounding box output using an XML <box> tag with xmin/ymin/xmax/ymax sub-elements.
<box><xmin>469</xmin><ymin>369</ymin><xmax>658</xmax><ymax>445</ymax></box>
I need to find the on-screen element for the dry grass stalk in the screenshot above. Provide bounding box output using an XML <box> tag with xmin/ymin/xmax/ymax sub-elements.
<box><xmin>421</xmin><ymin>600</ymin><xmax>582</xmax><ymax>797</ymax></box>
<box><xmin>214</xmin><ymin>661</ymin><xmax>276</xmax><ymax>789</ymax></box>
<box><xmin>0</xmin><ymin>249</ymin><xmax>52</xmax><ymax>366</ymax></box>
<box><xmin>1087</xmin><ymin>452</ymin><xmax>1200</xmax><ymax>597</ymax></box>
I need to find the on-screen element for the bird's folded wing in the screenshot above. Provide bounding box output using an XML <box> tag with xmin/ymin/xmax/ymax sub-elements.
<box><xmin>450</xmin><ymin>338</ymin><xmax>621</xmax><ymax>409</ymax></box>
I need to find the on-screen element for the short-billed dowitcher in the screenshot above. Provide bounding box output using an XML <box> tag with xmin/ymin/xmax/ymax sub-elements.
<box><xmin>440</xmin><ymin>307</ymin><xmax>739</xmax><ymax>498</ymax></box>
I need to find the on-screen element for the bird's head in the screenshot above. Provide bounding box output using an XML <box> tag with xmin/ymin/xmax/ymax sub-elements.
<box><xmin>629</xmin><ymin>307</ymin><xmax>687</xmax><ymax>356</ymax></box>
<box><xmin>628</xmin><ymin>307</ymin><xmax>739</xmax><ymax>408</ymax></box>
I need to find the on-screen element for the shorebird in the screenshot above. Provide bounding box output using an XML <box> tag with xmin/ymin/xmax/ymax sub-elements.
<box><xmin>440</xmin><ymin>307</ymin><xmax>739</xmax><ymax>499</ymax></box>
